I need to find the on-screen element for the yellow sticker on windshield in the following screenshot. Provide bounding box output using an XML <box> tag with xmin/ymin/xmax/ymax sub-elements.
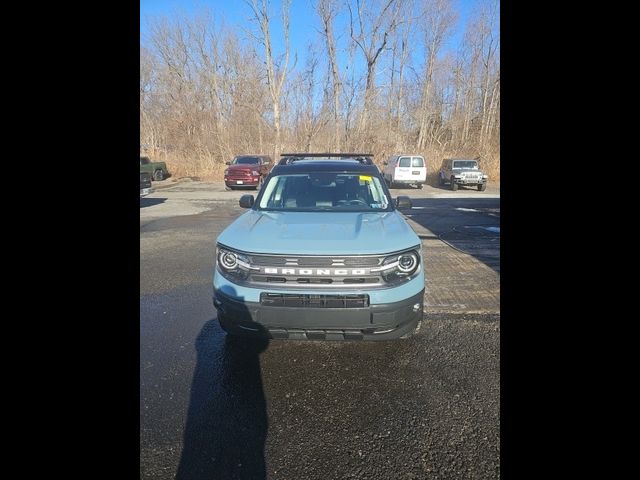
<box><xmin>359</xmin><ymin>175</ymin><xmax>372</xmax><ymax>181</ymax></box>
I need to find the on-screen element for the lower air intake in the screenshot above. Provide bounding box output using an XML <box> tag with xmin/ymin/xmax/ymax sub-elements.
<box><xmin>260</xmin><ymin>293</ymin><xmax>369</xmax><ymax>308</ymax></box>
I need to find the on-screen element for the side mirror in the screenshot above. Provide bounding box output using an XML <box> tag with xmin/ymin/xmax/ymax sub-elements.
<box><xmin>383</xmin><ymin>161</ymin><xmax>388</xmax><ymax>165</ymax></box>
<box><xmin>225</xmin><ymin>161</ymin><xmax>231</xmax><ymax>165</ymax></box>
<box><xmin>239</xmin><ymin>194</ymin><xmax>255</xmax><ymax>208</ymax></box>
<box><xmin>395</xmin><ymin>196</ymin><xmax>412</xmax><ymax>209</ymax></box>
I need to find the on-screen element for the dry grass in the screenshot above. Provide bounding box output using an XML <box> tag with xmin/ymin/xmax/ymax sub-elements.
<box><xmin>149</xmin><ymin>146</ymin><xmax>499</xmax><ymax>183</ymax></box>
<box><xmin>151</xmin><ymin>149</ymin><xmax>228</xmax><ymax>181</ymax></box>
<box><xmin>370</xmin><ymin>145</ymin><xmax>500</xmax><ymax>186</ymax></box>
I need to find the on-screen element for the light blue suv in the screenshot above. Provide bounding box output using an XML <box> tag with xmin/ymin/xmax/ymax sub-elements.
<box><xmin>213</xmin><ymin>154</ymin><xmax>425</xmax><ymax>340</ymax></box>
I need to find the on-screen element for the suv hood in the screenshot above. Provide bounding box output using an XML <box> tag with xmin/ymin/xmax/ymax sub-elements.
<box><xmin>217</xmin><ymin>210</ymin><xmax>420</xmax><ymax>255</ymax></box>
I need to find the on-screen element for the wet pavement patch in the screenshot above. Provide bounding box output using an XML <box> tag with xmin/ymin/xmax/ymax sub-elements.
<box><xmin>458</xmin><ymin>225</ymin><xmax>501</xmax><ymax>235</ymax></box>
<box><xmin>438</xmin><ymin>225</ymin><xmax>501</xmax><ymax>266</ymax></box>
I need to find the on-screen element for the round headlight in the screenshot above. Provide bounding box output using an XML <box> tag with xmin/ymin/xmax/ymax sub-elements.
<box><xmin>397</xmin><ymin>253</ymin><xmax>418</xmax><ymax>273</ymax></box>
<box><xmin>219</xmin><ymin>250</ymin><xmax>238</xmax><ymax>270</ymax></box>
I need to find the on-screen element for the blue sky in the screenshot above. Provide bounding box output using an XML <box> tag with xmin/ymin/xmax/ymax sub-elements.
<box><xmin>140</xmin><ymin>0</ymin><xmax>482</xmax><ymax>83</ymax></box>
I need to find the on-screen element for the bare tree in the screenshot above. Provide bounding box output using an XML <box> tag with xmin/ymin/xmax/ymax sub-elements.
<box><xmin>476</xmin><ymin>0</ymin><xmax>499</xmax><ymax>148</ymax></box>
<box><xmin>415</xmin><ymin>0</ymin><xmax>457</xmax><ymax>149</ymax></box>
<box><xmin>140</xmin><ymin>46</ymin><xmax>157</xmax><ymax>152</ymax></box>
<box><xmin>246</xmin><ymin>0</ymin><xmax>294</xmax><ymax>160</ymax></box>
<box><xmin>316</xmin><ymin>0</ymin><xmax>342</xmax><ymax>151</ymax></box>
<box><xmin>341</xmin><ymin>30</ymin><xmax>364</xmax><ymax>152</ymax></box>
<box><xmin>288</xmin><ymin>44</ymin><xmax>330</xmax><ymax>151</ymax></box>
<box><xmin>347</xmin><ymin>0</ymin><xmax>402</xmax><ymax>138</ymax></box>
<box><xmin>140</xmin><ymin>0</ymin><xmax>500</xmax><ymax>181</ymax></box>
<box><xmin>387</xmin><ymin>2</ymin><xmax>414</xmax><ymax>150</ymax></box>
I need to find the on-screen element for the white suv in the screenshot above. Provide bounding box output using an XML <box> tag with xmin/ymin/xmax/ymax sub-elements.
<box><xmin>382</xmin><ymin>155</ymin><xmax>427</xmax><ymax>189</ymax></box>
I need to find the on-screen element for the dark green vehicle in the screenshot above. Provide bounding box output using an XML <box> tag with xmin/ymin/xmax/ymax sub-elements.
<box><xmin>140</xmin><ymin>156</ymin><xmax>170</xmax><ymax>181</ymax></box>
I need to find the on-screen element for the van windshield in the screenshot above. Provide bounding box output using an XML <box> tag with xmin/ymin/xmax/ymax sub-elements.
<box><xmin>257</xmin><ymin>172</ymin><xmax>392</xmax><ymax>212</ymax></box>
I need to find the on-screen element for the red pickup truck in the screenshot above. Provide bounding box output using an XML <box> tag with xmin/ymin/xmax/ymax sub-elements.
<box><xmin>224</xmin><ymin>155</ymin><xmax>273</xmax><ymax>190</ymax></box>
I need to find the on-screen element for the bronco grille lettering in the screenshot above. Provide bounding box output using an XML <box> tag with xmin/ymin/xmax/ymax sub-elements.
<box><xmin>260</xmin><ymin>267</ymin><xmax>372</xmax><ymax>276</ymax></box>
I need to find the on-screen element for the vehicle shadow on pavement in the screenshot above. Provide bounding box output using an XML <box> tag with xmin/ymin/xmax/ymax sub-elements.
<box><xmin>175</xmin><ymin>317</ymin><xmax>270</xmax><ymax>480</ymax></box>
<box><xmin>402</xmin><ymin>197</ymin><xmax>500</xmax><ymax>274</ymax></box>
<box><xmin>430</xmin><ymin>183</ymin><xmax>481</xmax><ymax>191</ymax></box>
<box><xmin>140</xmin><ymin>197</ymin><xmax>167</xmax><ymax>208</ymax></box>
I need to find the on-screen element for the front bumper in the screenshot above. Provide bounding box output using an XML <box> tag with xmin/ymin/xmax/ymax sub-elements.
<box><xmin>213</xmin><ymin>288</ymin><xmax>424</xmax><ymax>341</ymax></box>
<box><xmin>224</xmin><ymin>177</ymin><xmax>260</xmax><ymax>187</ymax></box>
<box><xmin>140</xmin><ymin>187</ymin><xmax>154</xmax><ymax>196</ymax></box>
<box><xmin>394</xmin><ymin>178</ymin><xmax>426</xmax><ymax>185</ymax></box>
<box><xmin>453</xmin><ymin>177</ymin><xmax>487</xmax><ymax>185</ymax></box>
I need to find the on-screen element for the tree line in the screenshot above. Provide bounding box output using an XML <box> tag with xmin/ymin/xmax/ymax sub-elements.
<box><xmin>140</xmin><ymin>0</ymin><xmax>500</xmax><ymax>181</ymax></box>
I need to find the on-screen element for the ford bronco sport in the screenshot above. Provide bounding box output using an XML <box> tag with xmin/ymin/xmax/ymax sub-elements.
<box><xmin>213</xmin><ymin>153</ymin><xmax>425</xmax><ymax>341</ymax></box>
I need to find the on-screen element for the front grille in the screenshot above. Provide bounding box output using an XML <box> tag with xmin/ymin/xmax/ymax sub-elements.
<box><xmin>260</xmin><ymin>293</ymin><xmax>369</xmax><ymax>308</ymax></box>
<box><xmin>226</xmin><ymin>171</ymin><xmax>256</xmax><ymax>180</ymax></box>
<box><xmin>217</xmin><ymin>247</ymin><xmax>419</xmax><ymax>289</ymax></box>
<box><xmin>248</xmin><ymin>254</ymin><xmax>381</xmax><ymax>267</ymax></box>
<box><xmin>250</xmin><ymin>275</ymin><xmax>379</xmax><ymax>285</ymax></box>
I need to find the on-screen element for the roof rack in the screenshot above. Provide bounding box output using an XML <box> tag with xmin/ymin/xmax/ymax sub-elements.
<box><xmin>278</xmin><ymin>153</ymin><xmax>374</xmax><ymax>165</ymax></box>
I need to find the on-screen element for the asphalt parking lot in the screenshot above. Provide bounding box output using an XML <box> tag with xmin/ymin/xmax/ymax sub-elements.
<box><xmin>140</xmin><ymin>180</ymin><xmax>500</xmax><ymax>479</ymax></box>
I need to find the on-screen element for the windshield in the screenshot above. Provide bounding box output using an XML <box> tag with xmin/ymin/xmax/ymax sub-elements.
<box><xmin>257</xmin><ymin>172</ymin><xmax>391</xmax><ymax>212</ymax></box>
<box><xmin>233</xmin><ymin>156</ymin><xmax>260</xmax><ymax>165</ymax></box>
<box><xmin>452</xmin><ymin>160</ymin><xmax>478</xmax><ymax>169</ymax></box>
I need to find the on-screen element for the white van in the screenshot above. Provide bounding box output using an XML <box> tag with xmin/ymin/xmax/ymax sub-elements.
<box><xmin>382</xmin><ymin>155</ymin><xmax>427</xmax><ymax>189</ymax></box>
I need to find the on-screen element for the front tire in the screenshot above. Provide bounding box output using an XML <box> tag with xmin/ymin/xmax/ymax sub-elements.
<box><xmin>153</xmin><ymin>169</ymin><xmax>165</xmax><ymax>181</ymax></box>
<box><xmin>400</xmin><ymin>318</ymin><xmax>422</xmax><ymax>339</ymax></box>
<box><xmin>450</xmin><ymin>178</ymin><xmax>458</xmax><ymax>191</ymax></box>
<box><xmin>478</xmin><ymin>183</ymin><xmax>487</xmax><ymax>191</ymax></box>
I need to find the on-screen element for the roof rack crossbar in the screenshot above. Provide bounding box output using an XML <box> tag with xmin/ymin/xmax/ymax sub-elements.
<box><xmin>280</xmin><ymin>153</ymin><xmax>373</xmax><ymax>157</ymax></box>
<box><xmin>278</xmin><ymin>153</ymin><xmax>374</xmax><ymax>165</ymax></box>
